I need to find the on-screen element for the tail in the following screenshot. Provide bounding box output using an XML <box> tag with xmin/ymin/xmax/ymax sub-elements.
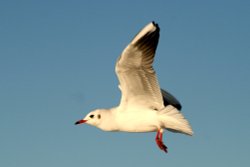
<box><xmin>159</xmin><ymin>105</ymin><xmax>193</xmax><ymax>136</ymax></box>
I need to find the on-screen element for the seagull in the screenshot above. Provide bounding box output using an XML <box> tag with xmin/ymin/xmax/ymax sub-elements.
<box><xmin>75</xmin><ymin>22</ymin><xmax>193</xmax><ymax>153</ymax></box>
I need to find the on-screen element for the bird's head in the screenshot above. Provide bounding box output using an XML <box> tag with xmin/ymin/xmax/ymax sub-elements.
<box><xmin>75</xmin><ymin>109</ymin><xmax>102</xmax><ymax>127</ymax></box>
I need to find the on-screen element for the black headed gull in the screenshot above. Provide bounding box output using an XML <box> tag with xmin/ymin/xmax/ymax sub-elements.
<box><xmin>75</xmin><ymin>22</ymin><xmax>193</xmax><ymax>153</ymax></box>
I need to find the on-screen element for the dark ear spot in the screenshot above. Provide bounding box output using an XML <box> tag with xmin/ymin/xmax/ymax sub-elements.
<box><xmin>150</xmin><ymin>106</ymin><xmax>159</xmax><ymax>111</ymax></box>
<box><xmin>97</xmin><ymin>114</ymin><xmax>101</xmax><ymax>119</ymax></box>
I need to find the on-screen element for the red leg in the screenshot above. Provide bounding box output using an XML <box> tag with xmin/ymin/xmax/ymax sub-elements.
<box><xmin>155</xmin><ymin>129</ymin><xmax>168</xmax><ymax>153</ymax></box>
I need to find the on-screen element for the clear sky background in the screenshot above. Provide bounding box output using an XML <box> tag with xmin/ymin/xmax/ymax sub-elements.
<box><xmin>1</xmin><ymin>0</ymin><xmax>250</xmax><ymax>167</ymax></box>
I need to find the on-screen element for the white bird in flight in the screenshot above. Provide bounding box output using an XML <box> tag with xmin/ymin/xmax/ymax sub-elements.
<box><xmin>75</xmin><ymin>21</ymin><xmax>193</xmax><ymax>153</ymax></box>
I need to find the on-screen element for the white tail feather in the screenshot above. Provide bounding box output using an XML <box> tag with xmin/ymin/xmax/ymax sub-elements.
<box><xmin>159</xmin><ymin>105</ymin><xmax>193</xmax><ymax>135</ymax></box>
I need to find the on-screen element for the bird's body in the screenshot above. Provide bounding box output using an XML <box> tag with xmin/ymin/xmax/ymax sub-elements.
<box><xmin>99</xmin><ymin>106</ymin><xmax>159</xmax><ymax>132</ymax></box>
<box><xmin>115</xmin><ymin>107</ymin><xmax>159</xmax><ymax>133</ymax></box>
<box><xmin>75</xmin><ymin>22</ymin><xmax>193</xmax><ymax>153</ymax></box>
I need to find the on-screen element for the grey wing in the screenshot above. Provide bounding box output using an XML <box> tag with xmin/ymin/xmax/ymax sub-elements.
<box><xmin>115</xmin><ymin>22</ymin><xmax>164</xmax><ymax>110</ymax></box>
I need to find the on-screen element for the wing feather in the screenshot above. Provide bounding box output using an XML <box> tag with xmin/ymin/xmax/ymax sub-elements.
<box><xmin>115</xmin><ymin>22</ymin><xmax>164</xmax><ymax>110</ymax></box>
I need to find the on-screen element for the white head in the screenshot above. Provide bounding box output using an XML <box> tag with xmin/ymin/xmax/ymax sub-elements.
<box><xmin>75</xmin><ymin>108</ymin><xmax>117</xmax><ymax>131</ymax></box>
<box><xmin>75</xmin><ymin>109</ymin><xmax>103</xmax><ymax>127</ymax></box>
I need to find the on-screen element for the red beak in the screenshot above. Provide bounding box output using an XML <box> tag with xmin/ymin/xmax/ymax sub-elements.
<box><xmin>75</xmin><ymin>119</ymin><xmax>87</xmax><ymax>125</ymax></box>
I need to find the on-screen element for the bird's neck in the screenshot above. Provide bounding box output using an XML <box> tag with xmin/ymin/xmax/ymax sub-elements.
<box><xmin>98</xmin><ymin>107</ymin><xmax>119</xmax><ymax>132</ymax></box>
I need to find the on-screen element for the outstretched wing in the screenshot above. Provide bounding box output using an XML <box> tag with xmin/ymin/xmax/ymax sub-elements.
<box><xmin>115</xmin><ymin>22</ymin><xmax>164</xmax><ymax>110</ymax></box>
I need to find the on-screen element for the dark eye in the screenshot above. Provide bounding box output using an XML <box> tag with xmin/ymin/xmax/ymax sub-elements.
<box><xmin>89</xmin><ymin>114</ymin><xmax>94</xmax><ymax>118</ymax></box>
<box><xmin>97</xmin><ymin>114</ymin><xmax>101</xmax><ymax>119</ymax></box>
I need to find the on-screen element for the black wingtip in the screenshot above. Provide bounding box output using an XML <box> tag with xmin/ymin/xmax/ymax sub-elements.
<box><xmin>161</xmin><ymin>89</ymin><xmax>182</xmax><ymax>110</ymax></box>
<box><xmin>152</xmin><ymin>21</ymin><xmax>159</xmax><ymax>28</ymax></box>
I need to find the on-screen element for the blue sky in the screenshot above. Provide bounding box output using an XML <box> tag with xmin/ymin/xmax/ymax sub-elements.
<box><xmin>1</xmin><ymin>0</ymin><xmax>250</xmax><ymax>166</ymax></box>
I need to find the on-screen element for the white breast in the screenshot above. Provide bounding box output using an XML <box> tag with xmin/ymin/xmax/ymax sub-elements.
<box><xmin>115</xmin><ymin>107</ymin><xmax>160</xmax><ymax>132</ymax></box>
